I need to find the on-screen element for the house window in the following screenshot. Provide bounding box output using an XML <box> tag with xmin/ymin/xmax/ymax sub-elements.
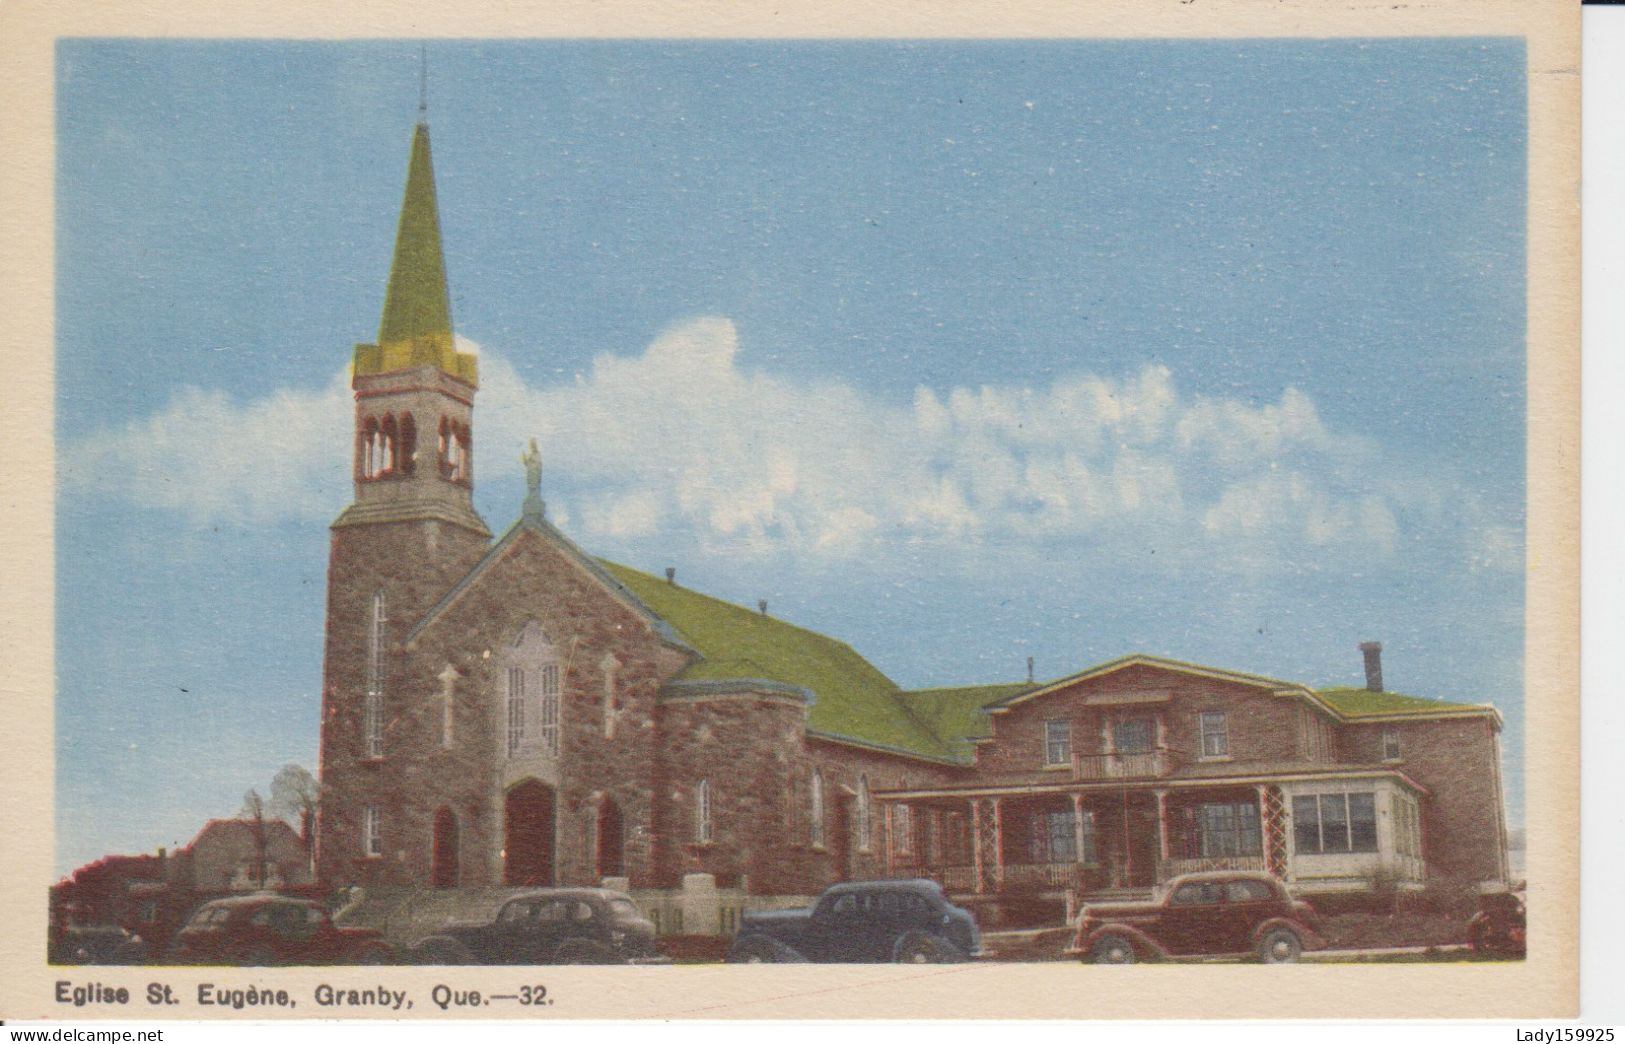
<box><xmin>1194</xmin><ymin>801</ymin><xmax>1261</xmax><ymax>857</ymax></box>
<box><xmin>1199</xmin><ymin>711</ymin><xmax>1229</xmax><ymax>758</ymax></box>
<box><xmin>506</xmin><ymin>667</ymin><xmax>526</xmax><ymax>758</ymax></box>
<box><xmin>1292</xmin><ymin>792</ymin><xmax>1378</xmax><ymax>854</ymax></box>
<box><xmin>1031</xmin><ymin>809</ymin><xmax>1095</xmax><ymax>864</ymax></box>
<box><xmin>894</xmin><ymin>804</ymin><xmax>913</xmax><ymax>854</ymax></box>
<box><xmin>1382</xmin><ymin>729</ymin><xmax>1402</xmax><ymax>761</ymax></box>
<box><xmin>1113</xmin><ymin>717</ymin><xmax>1154</xmax><ymax>755</ymax></box>
<box><xmin>809</xmin><ymin>769</ymin><xmax>825</xmax><ymax>849</ymax></box>
<box><xmin>363</xmin><ymin>805</ymin><xmax>382</xmax><ymax>857</ymax></box>
<box><xmin>1044</xmin><ymin>720</ymin><xmax>1072</xmax><ymax>766</ymax></box>
<box><xmin>857</xmin><ymin>776</ymin><xmax>872</xmax><ymax>852</ymax></box>
<box><xmin>539</xmin><ymin>664</ymin><xmax>560</xmax><ymax>757</ymax></box>
<box><xmin>695</xmin><ymin>779</ymin><xmax>713</xmax><ymax>844</ymax></box>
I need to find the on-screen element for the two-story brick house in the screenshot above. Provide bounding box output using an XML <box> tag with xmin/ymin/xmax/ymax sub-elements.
<box><xmin>876</xmin><ymin>652</ymin><xmax>1509</xmax><ymax>915</ymax></box>
<box><xmin>314</xmin><ymin>116</ymin><xmax>1511</xmax><ymax>927</ymax></box>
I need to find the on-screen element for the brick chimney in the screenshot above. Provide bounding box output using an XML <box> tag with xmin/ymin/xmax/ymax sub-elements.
<box><xmin>1359</xmin><ymin>641</ymin><xmax>1383</xmax><ymax>693</ymax></box>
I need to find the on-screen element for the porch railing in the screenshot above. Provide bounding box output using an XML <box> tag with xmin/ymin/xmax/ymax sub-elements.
<box><xmin>1160</xmin><ymin>855</ymin><xmax>1267</xmax><ymax>881</ymax></box>
<box><xmin>1072</xmin><ymin>746</ymin><xmax>1180</xmax><ymax>781</ymax></box>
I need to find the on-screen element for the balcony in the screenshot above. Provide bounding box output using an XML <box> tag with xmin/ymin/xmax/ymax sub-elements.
<box><xmin>1071</xmin><ymin>746</ymin><xmax>1180</xmax><ymax>781</ymax></box>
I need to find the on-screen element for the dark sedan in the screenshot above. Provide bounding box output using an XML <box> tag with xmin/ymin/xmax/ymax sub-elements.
<box><xmin>408</xmin><ymin>888</ymin><xmax>662</xmax><ymax>965</ymax></box>
<box><xmin>168</xmin><ymin>894</ymin><xmax>392</xmax><ymax>966</ymax></box>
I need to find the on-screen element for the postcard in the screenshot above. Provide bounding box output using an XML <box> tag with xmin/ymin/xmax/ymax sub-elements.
<box><xmin>0</xmin><ymin>0</ymin><xmax>1579</xmax><ymax>1022</ymax></box>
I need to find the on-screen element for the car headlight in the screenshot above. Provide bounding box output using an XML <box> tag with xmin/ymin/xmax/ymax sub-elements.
<box><xmin>610</xmin><ymin>930</ymin><xmax>626</xmax><ymax>946</ymax></box>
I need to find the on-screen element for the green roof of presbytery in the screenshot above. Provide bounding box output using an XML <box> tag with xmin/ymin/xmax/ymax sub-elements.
<box><xmin>353</xmin><ymin>122</ymin><xmax>477</xmax><ymax>386</ymax></box>
<box><xmin>897</xmin><ymin>683</ymin><xmax>1034</xmax><ymax>758</ymax></box>
<box><xmin>1314</xmin><ymin>687</ymin><xmax>1494</xmax><ymax>719</ymax></box>
<box><xmin>598</xmin><ymin>561</ymin><xmax>965</xmax><ymax>763</ymax></box>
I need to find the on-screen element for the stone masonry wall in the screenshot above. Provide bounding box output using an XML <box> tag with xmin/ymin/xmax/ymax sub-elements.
<box><xmin>397</xmin><ymin>524</ymin><xmax>692</xmax><ymax>890</ymax></box>
<box><xmin>318</xmin><ymin>517</ymin><xmax>491</xmax><ymax>887</ymax></box>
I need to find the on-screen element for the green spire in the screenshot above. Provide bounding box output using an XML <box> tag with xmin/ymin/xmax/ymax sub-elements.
<box><xmin>354</xmin><ymin>121</ymin><xmax>476</xmax><ymax>385</ymax></box>
<box><xmin>379</xmin><ymin>122</ymin><xmax>453</xmax><ymax>345</ymax></box>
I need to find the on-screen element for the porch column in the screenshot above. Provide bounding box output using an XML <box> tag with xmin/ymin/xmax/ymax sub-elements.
<box><xmin>992</xmin><ymin>797</ymin><xmax>1006</xmax><ymax>891</ymax></box>
<box><xmin>1156</xmin><ymin>789</ymin><xmax>1170</xmax><ymax>862</ymax></box>
<box><xmin>1255</xmin><ymin>785</ymin><xmax>1278</xmax><ymax>876</ymax></box>
<box><xmin>1071</xmin><ymin>793</ymin><xmax>1088</xmax><ymax>864</ymax></box>
<box><xmin>970</xmin><ymin>799</ymin><xmax>987</xmax><ymax>894</ymax></box>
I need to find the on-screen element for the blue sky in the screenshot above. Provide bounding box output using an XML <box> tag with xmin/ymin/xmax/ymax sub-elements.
<box><xmin>55</xmin><ymin>39</ymin><xmax>1527</xmax><ymax>875</ymax></box>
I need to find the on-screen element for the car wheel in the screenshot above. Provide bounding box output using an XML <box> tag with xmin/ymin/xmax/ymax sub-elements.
<box><xmin>552</xmin><ymin>940</ymin><xmax>619</xmax><ymax>965</ymax></box>
<box><xmin>355</xmin><ymin>944</ymin><xmax>392</xmax><ymax>966</ymax></box>
<box><xmin>1090</xmin><ymin>936</ymin><xmax>1137</xmax><ymax>964</ymax></box>
<box><xmin>411</xmin><ymin>938</ymin><xmax>474</xmax><ymax>966</ymax></box>
<box><xmin>243</xmin><ymin>946</ymin><xmax>277</xmax><ymax>967</ymax></box>
<box><xmin>725</xmin><ymin>935</ymin><xmax>798</xmax><ymax>964</ymax></box>
<box><xmin>1257</xmin><ymin>928</ymin><xmax>1303</xmax><ymax>964</ymax></box>
<box><xmin>894</xmin><ymin>935</ymin><xmax>966</xmax><ymax>964</ymax></box>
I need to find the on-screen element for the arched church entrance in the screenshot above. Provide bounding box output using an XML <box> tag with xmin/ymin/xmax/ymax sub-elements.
<box><xmin>596</xmin><ymin>797</ymin><xmax>625</xmax><ymax>879</ymax></box>
<box><xmin>504</xmin><ymin>779</ymin><xmax>556</xmax><ymax>886</ymax></box>
<box><xmin>431</xmin><ymin>806</ymin><xmax>459</xmax><ymax>888</ymax></box>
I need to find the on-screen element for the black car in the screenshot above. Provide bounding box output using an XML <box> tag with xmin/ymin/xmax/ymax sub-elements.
<box><xmin>726</xmin><ymin>879</ymin><xmax>982</xmax><ymax>963</ymax></box>
<box><xmin>49</xmin><ymin>925</ymin><xmax>150</xmax><ymax>966</ymax></box>
<box><xmin>168</xmin><ymin>894</ymin><xmax>392</xmax><ymax>966</ymax></box>
<box><xmin>408</xmin><ymin>888</ymin><xmax>662</xmax><ymax>965</ymax></box>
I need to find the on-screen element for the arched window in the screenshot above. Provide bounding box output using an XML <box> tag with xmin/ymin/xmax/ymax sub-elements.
<box><xmin>364</xmin><ymin>592</ymin><xmax>386</xmax><ymax>758</ymax></box>
<box><xmin>809</xmin><ymin>768</ymin><xmax>825</xmax><ymax>849</ymax></box>
<box><xmin>360</xmin><ymin>417</ymin><xmax>380</xmax><ymax>479</ymax></box>
<box><xmin>380</xmin><ymin>415</ymin><xmax>399</xmax><ymax>475</ymax></box>
<box><xmin>857</xmin><ymin>775</ymin><xmax>872</xmax><ymax>852</ymax></box>
<box><xmin>499</xmin><ymin>621</ymin><xmax>561</xmax><ymax>761</ymax></box>
<box><xmin>695</xmin><ymin>779</ymin><xmax>713</xmax><ymax>844</ymax></box>
<box><xmin>399</xmin><ymin>413</ymin><xmax>417</xmax><ymax>476</ymax></box>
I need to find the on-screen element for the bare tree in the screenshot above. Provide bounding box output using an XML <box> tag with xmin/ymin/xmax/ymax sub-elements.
<box><xmin>239</xmin><ymin>788</ymin><xmax>269</xmax><ymax>890</ymax></box>
<box><xmin>268</xmin><ymin>764</ymin><xmax>324</xmax><ymax>871</ymax></box>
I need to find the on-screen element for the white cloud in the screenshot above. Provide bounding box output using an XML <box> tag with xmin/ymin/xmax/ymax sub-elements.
<box><xmin>61</xmin><ymin>317</ymin><xmax>1514</xmax><ymax>575</ymax></box>
<box><xmin>62</xmin><ymin>370</ymin><xmax>352</xmax><ymax>525</ymax></box>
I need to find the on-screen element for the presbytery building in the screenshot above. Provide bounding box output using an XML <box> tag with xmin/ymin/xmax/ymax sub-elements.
<box><xmin>315</xmin><ymin>117</ymin><xmax>1512</xmax><ymax>928</ymax></box>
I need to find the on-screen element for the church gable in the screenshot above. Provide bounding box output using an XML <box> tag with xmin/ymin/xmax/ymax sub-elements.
<box><xmin>404</xmin><ymin>515</ymin><xmax>691</xmax><ymax>655</ymax></box>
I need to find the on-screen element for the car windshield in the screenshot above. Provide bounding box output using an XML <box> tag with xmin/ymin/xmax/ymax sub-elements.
<box><xmin>186</xmin><ymin>906</ymin><xmax>231</xmax><ymax>928</ymax></box>
<box><xmin>608</xmin><ymin>899</ymin><xmax>640</xmax><ymax>918</ymax></box>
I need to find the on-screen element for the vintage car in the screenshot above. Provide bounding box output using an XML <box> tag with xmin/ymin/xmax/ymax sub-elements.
<box><xmin>49</xmin><ymin>924</ymin><xmax>150</xmax><ymax>966</ymax></box>
<box><xmin>1066</xmin><ymin>870</ymin><xmax>1324</xmax><ymax>964</ymax></box>
<box><xmin>408</xmin><ymin>888</ymin><xmax>663</xmax><ymax>965</ymax></box>
<box><xmin>1466</xmin><ymin>887</ymin><xmax>1526</xmax><ymax>957</ymax></box>
<box><xmin>167</xmin><ymin>894</ymin><xmax>392</xmax><ymax>966</ymax></box>
<box><xmin>726</xmin><ymin>879</ymin><xmax>982</xmax><ymax>963</ymax></box>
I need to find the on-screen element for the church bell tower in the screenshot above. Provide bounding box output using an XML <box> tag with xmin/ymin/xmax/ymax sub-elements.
<box><xmin>334</xmin><ymin>117</ymin><xmax>489</xmax><ymax>538</ymax></box>
<box><xmin>318</xmin><ymin>112</ymin><xmax>492</xmax><ymax>887</ymax></box>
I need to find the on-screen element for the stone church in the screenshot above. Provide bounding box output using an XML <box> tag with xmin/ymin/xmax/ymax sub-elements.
<box><xmin>317</xmin><ymin>117</ymin><xmax>1511</xmax><ymax>927</ymax></box>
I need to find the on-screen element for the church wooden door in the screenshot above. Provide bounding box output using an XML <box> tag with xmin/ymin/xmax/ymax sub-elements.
<box><xmin>504</xmin><ymin>779</ymin><xmax>556</xmax><ymax>886</ymax></box>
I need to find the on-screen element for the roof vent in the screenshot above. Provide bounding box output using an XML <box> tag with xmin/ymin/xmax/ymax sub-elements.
<box><xmin>665</xmin><ymin>567</ymin><xmax>676</xmax><ymax>585</ymax></box>
<box><xmin>1359</xmin><ymin>641</ymin><xmax>1383</xmax><ymax>693</ymax></box>
<box><xmin>758</xmin><ymin>600</ymin><xmax>769</xmax><ymax>616</ymax></box>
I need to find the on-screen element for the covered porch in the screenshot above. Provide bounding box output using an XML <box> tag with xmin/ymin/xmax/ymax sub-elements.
<box><xmin>872</xmin><ymin>782</ymin><xmax>1292</xmax><ymax>915</ymax></box>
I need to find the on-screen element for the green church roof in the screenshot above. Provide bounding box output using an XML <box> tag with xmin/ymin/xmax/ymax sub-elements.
<box><xmin>597</xmin><ymin>561</ymin><xmax>964</xmax><ymax>763</ymax></box>
<box><xmin>353</xmin><ymin>121</ymin><xmax>477</xmax><ymax>386</ymax></box>
<box><xmin>1314</xmin><ymin>687</ymin><xmax>1494</xmax><ymax>720</ymax></box>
